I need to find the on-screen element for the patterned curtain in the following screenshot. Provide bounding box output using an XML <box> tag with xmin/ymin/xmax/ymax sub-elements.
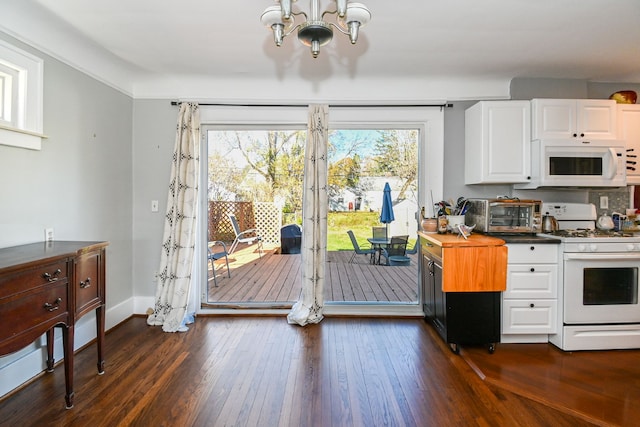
<box><xmin>147</xmin><ymin>103</ymin><xmax>200</xmax><ymax>332</ymax></box>
<box><xmin>287</xmin><ymin>104</ymin><xmax>328</xmax><ymax>326</ymax></box>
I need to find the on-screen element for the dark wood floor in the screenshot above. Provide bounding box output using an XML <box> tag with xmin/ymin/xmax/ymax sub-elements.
<box><xmin>3</xmin><ymin>316</ymin><xmax>635</xmax><ymax>426</ymax></box>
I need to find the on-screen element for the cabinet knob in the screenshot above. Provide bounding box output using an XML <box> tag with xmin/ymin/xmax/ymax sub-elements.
<box><xmin>530</xmin><ymin>303</ymin><xmax>535</xmax><ymax>308</ymax></box>
<box><xmin>529</xmin><ymin>246</ymin><xmax>535</xmax><ymax>251</ymax></box>
<box><xmin>580</xmin><ymin>133</ymin><xmax>585</xmax><ymax>137</ymax></box>
<box><xmin>572</xmin><ymin>133</ymin><xmax>577</xmax><ymax>137</ymax></box>
<box><xmin>530</xmin><ymin>267</ymin><xmax>535</xmax><ymax>272</ymax></box>
<box><xmin>80</xmin><ymin>277</ymin><xmax>92</xmax><ymax>288</ymax></box>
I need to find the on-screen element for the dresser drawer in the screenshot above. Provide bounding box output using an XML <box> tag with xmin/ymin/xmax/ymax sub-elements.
<box><xmin>0</xmin><ymin>260</ymin><xmax>69</xmax><ymax>298</ymax></box>
<box><xmin>0</xmin><ymin>281</ymin><xmax>69</xmax><ymax>340</ymax></box>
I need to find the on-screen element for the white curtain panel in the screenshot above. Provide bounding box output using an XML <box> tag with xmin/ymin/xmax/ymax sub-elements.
<box><xmin>287</xmin><ymin>104</ymin><xmax>328</xmax><ymax>326</ymax></box>
<box><xmin>147</xmin><ymin>103</ymin><xmax>201</xmax><ymax>332</ymax></box>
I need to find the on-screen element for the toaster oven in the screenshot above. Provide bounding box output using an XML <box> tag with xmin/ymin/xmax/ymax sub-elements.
<box><xmin>465</xmin><ymin>198</ymin><xmax>542</xmax><ymax>234</ymax></box>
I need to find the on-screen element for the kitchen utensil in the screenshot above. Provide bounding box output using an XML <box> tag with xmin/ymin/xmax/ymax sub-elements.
<box><xmin>596</xmin><ymin>212</ymin><xmax>615</xmax><ymax>230</ymax></box>
<box><xmin>542</xmin><ymin>213</ymin><xmax>559</xmax><ymax>233</ymax></box>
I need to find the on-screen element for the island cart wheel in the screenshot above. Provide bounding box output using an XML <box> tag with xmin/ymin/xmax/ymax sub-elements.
<box><xmin>449</xmin><ymin>343</ymin><xmax>460</xmax><ymax>354</ymax></box>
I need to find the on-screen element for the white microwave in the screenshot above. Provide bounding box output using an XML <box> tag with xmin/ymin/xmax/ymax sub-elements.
<box><xmin>514</xmin><ymin>139</ymin><xmax>626</xmax><ymax>189</ymax></box>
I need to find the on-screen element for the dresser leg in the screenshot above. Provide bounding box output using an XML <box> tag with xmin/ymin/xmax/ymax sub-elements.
<box><xmin>63</xmin><ymin>324</ymin><xmax>75</xmax><ymax>409</ymax></box>
<box><xmin>46</xmin><ymin>328</ymin><xmax>55</xmax><ymax>372</ymax></box>
<box><xmin>96</xmin><ymin>304</ymin><xmax>105</xmax><ymax>374</ymax></box>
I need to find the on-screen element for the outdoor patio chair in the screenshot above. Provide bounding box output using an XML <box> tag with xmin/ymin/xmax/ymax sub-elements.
<box><xmin>372</xmin><ymin>226</ymin><xmax>387</xmax><ymax>240</ymax></box>
<box><xmin>228</xmin><ymin>213</ymin><xmax>263</xmax><ymax>256</ymax></box>
<box><xmin>208</xmin><ymin>241</ymin><xmax>230</xmax><ymax>287</ymax></box>
<box><xmin>347</xmin><ymin>230</ymin><xmax>375</xmax><ymax>264</ymax></box>
<box><xmin>380</xmin><ymin>235</ymin><xmax>410</xmax><ymax>266</ymax></box>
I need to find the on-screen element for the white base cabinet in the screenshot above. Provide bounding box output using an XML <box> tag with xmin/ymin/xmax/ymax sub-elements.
<box><xmin>502</xmin><ymin>243</ymin><xmax>559</xmax><ymax>343</ymax></box>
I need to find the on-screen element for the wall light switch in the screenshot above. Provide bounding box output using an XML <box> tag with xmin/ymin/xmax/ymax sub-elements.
<box><xmin>45</xmin><ymin>228</ymin><xmax>54</xmax><ymax>242</ymax></box>
<box><xmin>151</xmin><ymin>200</ymin><xmax>159</xmax><ymax>212</ymax></box>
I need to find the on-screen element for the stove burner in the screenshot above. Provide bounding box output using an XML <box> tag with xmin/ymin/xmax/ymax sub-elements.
<box><xmin>548</xmin><ymin>229</ymin><xmax>635</xmax><ymax>238</ymax></box>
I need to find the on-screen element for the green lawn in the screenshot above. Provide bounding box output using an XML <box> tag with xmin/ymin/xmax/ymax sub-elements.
<box><xmin>326</xmin><ymin>211</ymin><xmax>416</xmax><ymax>251</ymax></box>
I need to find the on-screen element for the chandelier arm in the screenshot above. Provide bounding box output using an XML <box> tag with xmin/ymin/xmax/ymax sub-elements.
<box><xmin>283</xmin><ymin>23</ymin><xmax>303</xmax><ymax>39</ymax></box>
<box><xmin>327</xmin><ymin>22</ymin><xmax>349</xmax><ymax>36</ymax></box>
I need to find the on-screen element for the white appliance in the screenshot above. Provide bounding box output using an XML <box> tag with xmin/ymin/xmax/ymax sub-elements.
<box><xmin>514</xmin><ymin>139</ymin><xmax>626</xmax><ymax>189</ymax></box>
<box><xmin>540</xmin><ymin>202</ymin><xmax>640</xmax><ymax>351</ymax></box>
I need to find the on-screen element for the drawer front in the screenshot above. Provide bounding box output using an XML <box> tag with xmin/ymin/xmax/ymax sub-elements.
<box><xmin>504</xmin><ymin>264</ymin><xmax>558</xmax><ymax>298</ymax></box>
<box><xmin>0</xmin><ymin>281</ymin><xmax>69</xmax><ymax>339</ymax></box>
<box><xmin>75</xmin><ymin>251</ymin><xmax>103</xmax><ymax>315</ymax></box>
<box><xmin>502</xmin><ymin>299</ymin><xmax>557</xmax><ymax>334</ymax></box>
<box><xmin>507</xmin><ymin>244</ymin><xmax>558</xmax><ymax>264</ymax></box>
<box><xmin>0</xmin><ymin>260</ymin><xmax>69</xmax><ymax>298</ymax></box>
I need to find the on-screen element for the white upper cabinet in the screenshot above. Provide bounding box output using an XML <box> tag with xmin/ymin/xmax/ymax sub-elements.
<box><xmin>465</xmin><ymin>101</ymin><xmax>531</xmax><ymax>184</ymax></box>
<box><xmin>531</xmin><ymin>99</ymin><xmax>617</xmax><ymax>141</ymax></box>
<box><xmin>618</xmin><ymin>103</ymin><xmax>640</xmax><ymax>185</ymax></box>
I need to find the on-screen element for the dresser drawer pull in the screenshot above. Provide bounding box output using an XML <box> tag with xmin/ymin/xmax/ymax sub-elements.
<box><xmin>43</xmin><ymin>269</ymin><xmax>62</xmax><ymax>282</ymax></box>
<box><xmin>44</xmin><ymin>297</ymin><xmax>63</xmax><ymax>312</ymax></box>
<box><xmin>80</xmin><ymin>278</ymin><xmax>92</xmax><ymax>288</ymax></box>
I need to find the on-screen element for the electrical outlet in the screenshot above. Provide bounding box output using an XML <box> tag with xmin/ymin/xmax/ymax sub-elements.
<box><xmin>45</xmin><ymin>228</ymin><xmax>54</xmax><ymax>242</ymax></box>
<box><xmin>600</xmin><ymin>196</ymin><xmax>609</xmax><ymax>209</ymax></box>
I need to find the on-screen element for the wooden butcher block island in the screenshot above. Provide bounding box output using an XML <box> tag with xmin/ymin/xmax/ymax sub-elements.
<box><xmin>419</xmin><ymin>231</ymin><xmax>507</xmax><ymax>354</ymax></box>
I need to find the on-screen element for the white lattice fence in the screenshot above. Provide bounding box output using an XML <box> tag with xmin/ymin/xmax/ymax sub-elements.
<box><xmin>255</xmin><ymin>202</ymin><xmax>282</xmax><ymax>245</ymax></box>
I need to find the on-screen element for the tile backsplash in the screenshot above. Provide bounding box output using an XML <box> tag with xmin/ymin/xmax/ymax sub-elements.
<box><xmin>588</xmin><ymin>188</ymin><xmax>632</xmax><ymax>216</ymax></box>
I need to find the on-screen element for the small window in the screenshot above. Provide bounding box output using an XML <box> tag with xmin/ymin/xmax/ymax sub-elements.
<box><xmin>0</xmin><ymin>39</ymin><xmax>45</xmax><ymax>150</ymax></box>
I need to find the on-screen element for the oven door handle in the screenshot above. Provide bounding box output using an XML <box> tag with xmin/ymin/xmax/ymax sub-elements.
<box><xmin>564</xmin><ymin>252</ymin><xmax>640</xmax><ymax>261</ymax></box>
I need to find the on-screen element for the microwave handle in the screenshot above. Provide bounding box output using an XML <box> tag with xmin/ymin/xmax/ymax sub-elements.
<box><xmin>606</xmin><ymin>147</ymin><xmax>618</xmax><ymax>179</ymax></box>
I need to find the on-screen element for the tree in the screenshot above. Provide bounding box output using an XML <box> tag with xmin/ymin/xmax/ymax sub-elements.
<box><xmin>220</xmin><ymin>130</ymin><xmax>306</xmax><ymax>211</ymax></box>
<box><xmin>371</xmin><ymin>130</ymin><xmax>418</xmax><ymax>201</ymax></box>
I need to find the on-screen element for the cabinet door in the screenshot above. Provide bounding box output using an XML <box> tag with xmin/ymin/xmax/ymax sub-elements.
<box><xmin>576</xmin><ymin>99</ymin><xmax>617</xmax><ymax>140</ymax></box>
<box><xmin>532</xmin><ymin>99</ymin><xmax>616</xmax><ymax>140</ymax></box>
<box><xmin>74</xmin><ymin>249</ymin><xmax>105</xmax><ymax>319</ymax></box>
<box><xmin>421</xmin><ymin>253</ymin><xmax>435</xmax><ymax>317</ymax></box>
<box><xmin>465</xmin><ymin>101</ymin><xmax>531</xmax><ymax>184</ymax></box>
<box><xmin>618</xmin><ymin>104</ymin><xmax>640</xmax><ymax>184</ymax></box>
<box><xmin>532</xmin><ymin>99</ymin><xmax>576</xmax><ymax>140</ymax></box>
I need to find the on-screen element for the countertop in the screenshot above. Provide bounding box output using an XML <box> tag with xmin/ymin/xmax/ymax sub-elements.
<box><xmin>418</xmin><ymin>231</ymin><xmax>505</xmax><ymax>247</ymax></box>
<box><xmin>494</xmin><ymin>234</ymin><xmax>561</xmax><ymax>244</ymax></box>
<box><xmin>418</xmin><ymin>231</ymin><xmax>561</xmax><ymax>246</ymax></box>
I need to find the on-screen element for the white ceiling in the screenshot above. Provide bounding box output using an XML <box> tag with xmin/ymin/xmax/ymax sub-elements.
<box><xmin>1</xmin><ymin>0</ymin><xmax>639</xmax><ymax>101</ymax></box>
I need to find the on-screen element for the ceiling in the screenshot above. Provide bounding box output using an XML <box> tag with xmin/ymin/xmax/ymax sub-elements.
<box><xmin>1</xmin><ymin>0</ymin><xmax>639</xmax><ymax>101</ymax></box>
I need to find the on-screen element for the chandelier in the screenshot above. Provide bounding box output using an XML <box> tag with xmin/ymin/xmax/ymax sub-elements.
<box><xmin>261</xmin><ymin>0</ymin><xmax>371</xmax><ymax>58</ymax></box>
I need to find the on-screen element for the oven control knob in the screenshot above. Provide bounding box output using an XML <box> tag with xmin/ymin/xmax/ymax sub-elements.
<box><xmin>589</xmin><ymin>244</ymin><xmax>597</xmax><ymax>252</ymax></box>
<box><xmin>578</xmin><ymin>244</ymin><xmax>587</xmax><ymax>252</ymax></box>
<box><xmin>627</xmin><ymin>243</ymin><xmax>637</xmax><ymax>251</ymax></box>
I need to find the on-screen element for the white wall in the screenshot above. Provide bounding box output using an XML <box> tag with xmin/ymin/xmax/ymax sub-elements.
<box><xmin>0</xmin><ymin>33</ymin><xmax>134</xmax><ymax>398</ymax></box>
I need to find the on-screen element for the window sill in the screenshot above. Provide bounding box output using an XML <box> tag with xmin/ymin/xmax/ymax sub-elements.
<box><xmin>0</xmin><ymin>125</ymin><xmax>48</xmax><ymax>150</ymax></box>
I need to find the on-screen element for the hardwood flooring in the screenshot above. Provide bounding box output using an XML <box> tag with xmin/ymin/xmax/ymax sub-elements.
<box><xmin>3</xmin><ymin>316</ymin><xmax>632</xmax><ymax>426</ymax></box>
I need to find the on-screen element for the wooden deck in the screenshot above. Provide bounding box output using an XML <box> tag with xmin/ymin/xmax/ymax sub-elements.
<box><xmin>206</xmin><ymin>243</ymin><xmax>419</xmax><ymax>305</ymax></box>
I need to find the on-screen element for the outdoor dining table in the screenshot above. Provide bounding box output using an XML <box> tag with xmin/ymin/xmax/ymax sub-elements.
<box><xmin>367</xmin><ymin>237</ymin><xmax>391</xmax><ymax>265</ymax></box>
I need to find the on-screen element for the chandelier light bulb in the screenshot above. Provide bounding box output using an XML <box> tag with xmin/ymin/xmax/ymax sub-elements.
<box><xmin>261</xmin><ymin>0</ymin><xmax>371</xmax><ymax>58</ymax></box>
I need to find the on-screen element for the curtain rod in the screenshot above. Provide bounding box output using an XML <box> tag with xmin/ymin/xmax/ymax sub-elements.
<box><xmin>170</xmin><ymin>101</ymin><xmax>453</xmax><ymax>108</ymax></box>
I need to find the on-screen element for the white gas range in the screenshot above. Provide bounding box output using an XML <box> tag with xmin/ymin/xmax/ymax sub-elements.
<box><xmin>539</xmin><ymin>203</ymin><xmax>640</xmax><ymax>351</ymax></box>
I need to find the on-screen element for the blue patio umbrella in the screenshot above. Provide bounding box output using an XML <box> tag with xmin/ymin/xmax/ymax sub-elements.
<box><xmin>380</xmin><ymin>182</ymin><xmax>395</xmax><ymax>236</ymax></box>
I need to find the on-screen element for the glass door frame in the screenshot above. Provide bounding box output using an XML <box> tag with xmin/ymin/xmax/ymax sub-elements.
<box><xmin>196</xmin><ymin>105</ymin><xmax>444</xmax><ymax>317</ymax></box>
